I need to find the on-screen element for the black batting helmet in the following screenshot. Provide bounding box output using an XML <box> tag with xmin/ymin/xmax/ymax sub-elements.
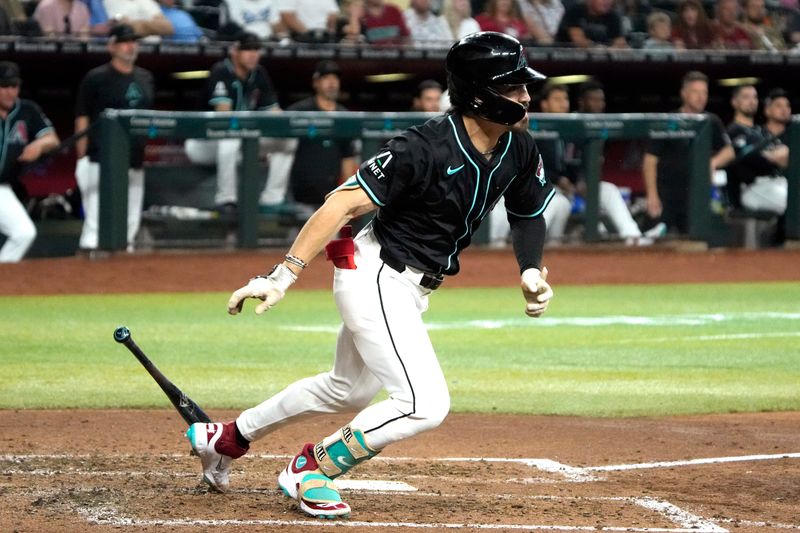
<box><xmin>446</xmin><ymin>32</ymin><xmax>546</xmax><ymax>126</ymax></box>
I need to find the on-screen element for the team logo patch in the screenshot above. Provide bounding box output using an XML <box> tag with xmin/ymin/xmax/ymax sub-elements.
<box><xmin>213</xmin><ymin>81</ymin><xmax>228</xmax><ymax>98</ymax></box>
<box><xmin>126</xmin><ymin>83</ymin><xmax>144</xmax><ymax>107</ymax></box>
<box><xmin>366</xmin><ymin>151</ymin><xmax>393</xmax><ymax>180</ymax></box>
<box><xmin>536</xmin><ymin>154</ymin><xmax>546</xmax><ymax>186</ymax></box>
<box><xmin>446</xmin><ymin>164</ymin><xmax>464</xmax><ymax>175</ymax></box>
<box><xmin>7</xmin><ymin>121</ymin><xmax>28</xmax><ymax>144</ymax></box>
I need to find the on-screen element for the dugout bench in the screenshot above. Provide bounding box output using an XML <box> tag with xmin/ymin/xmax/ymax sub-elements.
<box><xmin>95</xmin><ymin>110</ymin><xmax>800</xmax><ymax>251</ymax></box>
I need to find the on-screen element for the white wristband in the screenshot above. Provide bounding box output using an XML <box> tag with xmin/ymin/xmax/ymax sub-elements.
<box><xmin>257</xmin><ymin>264</ymin><xmax>297</xmax><ymax>292</ymax></box>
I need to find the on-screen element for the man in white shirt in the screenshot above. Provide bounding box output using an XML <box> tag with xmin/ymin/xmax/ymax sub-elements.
<box><xmin>404</xmin><ymin>0</ymin><xmax>453</xmax><ymax>46</ymax></box>
<box><xmin>276</xmin><ymin>0</ymin><xmax>339</xmax><ymax>40</ymax></box>
<box><xmin>220</xmin><ymin>0</ymin><xmax>280</xmax><ymax>40</ymax></box>
<box><xmin>103</xmin><ymin>0</ymin><xmax>173</xmax><ymax>38</ymax></box>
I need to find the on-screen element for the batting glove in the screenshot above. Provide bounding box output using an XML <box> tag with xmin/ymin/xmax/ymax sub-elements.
<box><xmin>228</xmin><ymin>264</ymin><xmax>297</xmax><ymax>315</ymax></box>
<box><xmin>521</xmin><ymin>266</ymin><xmax>553</xmax><ymax>318</ymax></box>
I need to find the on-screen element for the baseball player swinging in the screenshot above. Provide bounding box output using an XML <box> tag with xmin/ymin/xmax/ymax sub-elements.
<box><xmin>187</xmin><ymin>32</ymin><xmax>555</xmax><ymax>519</ymax></box>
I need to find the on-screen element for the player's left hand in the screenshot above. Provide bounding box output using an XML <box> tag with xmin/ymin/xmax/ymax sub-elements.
<box><xmin>228</xmin><ymin>264</ymin><xmax>297</xmax><ymax>315</ymax></box>
<box><xmin>18</xmin><ymin>143</ymin><xmax>42</xmax><ymax>162</ymax></box>
<box><xmin>521</xmin><ymin>266</ymin><xmax>553</xmax><ymax>318</ymax></box>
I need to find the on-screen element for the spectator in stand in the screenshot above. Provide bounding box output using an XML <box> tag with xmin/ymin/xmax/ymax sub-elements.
<box><xmin>0</xmin><ymin>0</ymin><xmax>23</xmax><ymax>28</ymax></box>
<box><xmin>33</xmin><ymin>0</ymin><xmax>91</xmax><ymax>37</ymax></box>
<box><xmin>516</xmin><ymin>0</ymin><xmax>565</xmax><ymax>44</ymax></box>
<box><xmin>1</xmin><ymin>0</ymin><xmax>39</xmax><ymax>35</ymax></box>
<box><xmin>0</xmin><ymin>61</ymin><xmax>60</xmax><ymax>262</ymax></box>
<box><xmin>713</xmin><ymin>0</ymin><xmax>755</xmax><ymax>49</ymax></box>
<box><xmin>74</xmin><ymin>24</ymin><xmax>154</xmax><ymax>252</ymax></box>
<box><xmin>285</xmin><ymin>61</ymin><xmax>359</xmax><ymax>211</ymax></box>
<box><xmin>642</xmin><ymin>71</ymin><xmax>734</xmax><ymax>235</ymax></box>
<box><xmin>726</xmin><ymin>86</ymin><xmax>788</xmax><ymax>218</ymax></box>
<box><xmin>618</xmin><ymin>0</ymin><xmax>652</xmax><ymax>35</ymax></box>
<box><xmin>218</xmin><ymin>0</ymin><xmax>280</xmax><ymax>41</ymax></box>
<box><xmin>475</xmin><ymin>0</ymin><xmax>529</xmax><ymax>40</ymax></box>
<box><xmin>79</xmin><ymin>0</ymin><xmax>113</xmax><ymax>36</ymax></box>
<box><xmin>335</xmin><ymin>0</ymin><xmax>365</xmax><ymax>43</ymax></box>
<box><xmin>442</xmin><ymin>0</ymin><xmax>480</xmax><ymax>39</ymax></box>
<box><xmin>404</xmin><ymin>0</ymin><xmax>454</xmax><ymax>46</ymax></box>
<box><xmin>102</xmin><ymin>0</ymin><xmax>174</xmax><ymax>39</ymax></box>
<box><xmin>788</xmin><ymin>10</ymin><xmax>800</xmax><ymax>48</ymax></box>
<box><xmin>183</xmin><ymin>32</ymin><xmax>298</xmax><ymax>217</ymax></box>
<box><xmin>642</xmin><ymin>11</ymin><xmax>675</xmax><ymax>49</ymax></box>
<box><xmin>671</xmin><ymin>0</ymin><xmax>717</xmax><ymax>49</ymax></box>
<box><xmin>0</xmin><ymin>5</ymin><xmax>10</xmax><ymax>34</ymax></box>
<box><xmin>487</xmin><ymin>83</ymin><xmax>572</xmax><ymax>246</ymax></box>
<box><xmin>411</xmin><ymin>79</ymin><xmax>443</xmax><ymax>112</ymax></box>
<box><xmin>556</xmin><ymin>0</ymin><xmax>628</xmax><ymax>47</ymax></box>
<box><xmin>361</xmin><ymin>0</ymin><xmax>410</xmax><ymax>44</ymax></box>
<box><xmin>742</xmin><ymin>0</ymin><xmax>787</xmax><ymax>50</ymax></box>
<box><xmin>157</xmin><ymin>0</ymin><xmax>204</xmax><ymax>42</ymax></box>
<box><xmin>276</xmin><ymin>0</ymin><xmax>339</xmax><ymax>42</ymax></box>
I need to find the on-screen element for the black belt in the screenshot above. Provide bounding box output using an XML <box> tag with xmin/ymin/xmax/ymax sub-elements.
<box><xmin>380</xmin><ymin>249</ymin><xmax>444</xmax><ymax>290</ymax></box>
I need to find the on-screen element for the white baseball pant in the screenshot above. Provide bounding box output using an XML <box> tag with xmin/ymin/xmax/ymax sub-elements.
<box><xmin>0</xmin><ymin>184</ymin><xmax>37</xmax><ymax>262</ymax></box>
<box><xmin>184</xmin><ymin>138</ymin><xmax>297</xmax><ymax>206</ymax></box>
<box><xmin>741</xmin><ymin>176</ymin><xmax>787</xmax><ymax>215</ymax></box>
<box><xmin>236</xmin><ymin>223</ymin><xmax>450</xmax><ymax>450</ymax></box>
<box><xmin>74</xmin><ymin>156</ymin><xmax>144</xmax><ymax>250</ymax></box>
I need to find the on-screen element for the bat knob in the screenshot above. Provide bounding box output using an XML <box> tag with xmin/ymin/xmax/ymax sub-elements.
<box><xmin>114</xmin><ymin>326</ymin><xmax>131</xmax><ymax>343</ymax></box>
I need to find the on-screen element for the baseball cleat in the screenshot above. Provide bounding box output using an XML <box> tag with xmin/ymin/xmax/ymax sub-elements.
<box><xmin>186</xmin><ymin>422</ymin><xmax>248</xmax><ymax>493</ymax></box>
<box><xmin>278</xmin><ymin>443</ymin><xmax>351</xmax><ymax>519</ymax></box>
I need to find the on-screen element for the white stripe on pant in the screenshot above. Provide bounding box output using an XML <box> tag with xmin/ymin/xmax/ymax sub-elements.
<box><xmin>236</xmin><ymin>225</ymin><xmax>450</xmax><ymax>450</ymax></box>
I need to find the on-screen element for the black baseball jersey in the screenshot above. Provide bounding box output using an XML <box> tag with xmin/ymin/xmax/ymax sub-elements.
<box><xmin>76</xmin><ymin>63</ymin><xmax>154</xmax><ymax>167</ymax></box>
<box><xmin>347</xmin><ymin>113</ymin><xmax>554</xmax><ymax>275</ymax></box>
<box><xmin>645</xmin><ymin>112</ymin><xmax>730</xmax><ymax>192</ymax></box>
<box><xmin>0</xmin><ymin>99</ymin><xmax>55</xmax><ymax>184</ymax></box>
<box><xmin>727</xmin><ymin>122</ymin><xmax>783</xmax><ymax>185</ymax></box>
<box><xmin>645</xmin><ymin>111</ymin><xmax>730</xmax><ymax>232</ymax></box>
<box><xmin>288</xmin><ymin>97</ymin><xmax>357</xmax><ymax>206</ymax></box>
<box><xmin>202</xmin><ymin>59</ymin><xmax>278</xmax><ymax>111</ymax></box>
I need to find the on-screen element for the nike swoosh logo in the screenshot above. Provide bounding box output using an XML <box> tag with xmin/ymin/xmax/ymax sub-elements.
<box><xmin>446</xmin><ymin>164</ymin><xmax>465</xmax><ymax>175</ymax></box>
<box><xmin>336</xmin><ymin>456</ymin><xmax>354</xmax><ymax>467</ymax></box>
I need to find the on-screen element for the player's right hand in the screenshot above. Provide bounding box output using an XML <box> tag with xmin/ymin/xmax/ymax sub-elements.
<box><xmin>646</xmin><ymin>194</ymin><xmax>662</xmax><ymax>218</ymax></box>
<box><xmin>521</xmin><ymin>266</ymin><xmax>553</xmax><ymax>318</ymax></box>
<box><xmin>228</xmin><ymin>264</ymin><xmax>297</xmax><ymax>315</ymax></box>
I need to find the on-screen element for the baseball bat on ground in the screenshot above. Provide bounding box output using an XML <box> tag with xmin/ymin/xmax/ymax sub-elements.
<box><xmin>114</xmin><ymin>326</ymin><xmax>212</xmax><ymax>426</ymax></box>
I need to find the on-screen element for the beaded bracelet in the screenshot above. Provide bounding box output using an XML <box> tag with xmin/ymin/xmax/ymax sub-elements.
<box><xmin>284</xmin><ymin>254</ymin><xmax>308</xmax><ymax>270</ymax></box>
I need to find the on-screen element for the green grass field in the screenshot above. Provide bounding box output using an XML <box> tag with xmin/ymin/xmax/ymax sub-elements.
<box><xmin>1</xmin><ymin>282</ymin><xmax>798</xmax><ymax>416</ymax></box>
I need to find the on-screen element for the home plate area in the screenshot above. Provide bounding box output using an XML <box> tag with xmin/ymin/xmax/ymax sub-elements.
<box><xmin>5</xmin><ymin>450</ymin><xmax>800</xmax><ymax>532</ymax></box>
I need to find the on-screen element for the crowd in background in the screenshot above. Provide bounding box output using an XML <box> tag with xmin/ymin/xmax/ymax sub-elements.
<box><xmin>1</xmin><ymin>0</ymin><xmax>799</xmax><ymax>50</ymax></box>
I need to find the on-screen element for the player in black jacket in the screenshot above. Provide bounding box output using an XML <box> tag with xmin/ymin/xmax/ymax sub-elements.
<box><xmin>74</xmin><ymin>24</ymin><xmax>154</xmax><ymax>251</ymax></box>
<box><xmin>187</xmin><ymin>32</ymin><xmax>555</xmax><ymax>519</ymax></box>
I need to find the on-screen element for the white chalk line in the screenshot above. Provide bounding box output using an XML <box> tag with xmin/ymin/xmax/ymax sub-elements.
<box><xmin>5</xmin><ymin>451</ymin><xmax>799</xmax><ymax>481</ymax></box>
<box><xmin>74</xmin><ymin>495</ymin><xmax>727</xmax><ymax>532</ymax></box>
<box><xmin>716</xmin><ymin>518</ymin><xmax>800</xmax><ymax>530</ymax></box>
<box><xmin>281</xmin><ymin>311</ymin><xmax>800</xmax><ymax>333</ymax></box>
<box><xmin>583</xmin><ymin>452</ymin><xmax>800</xmax><ymax>472</ymax></box>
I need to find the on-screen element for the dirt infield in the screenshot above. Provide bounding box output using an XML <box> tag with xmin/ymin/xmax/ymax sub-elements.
<box><xmin>2</xmin><ymin>247</ymin><xmax>799</xmax><ymax>532</ymax></box>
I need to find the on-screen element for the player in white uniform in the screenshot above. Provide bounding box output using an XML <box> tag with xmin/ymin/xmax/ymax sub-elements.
<box><xmin>0</xmin><ymin>61</ymin><xmax>59</xmax><ymax>262</ymax></box>
<box><xmin>186</xmin><ymin>32</ymin><xmax>556</xmax><ymax>519</ymax></box>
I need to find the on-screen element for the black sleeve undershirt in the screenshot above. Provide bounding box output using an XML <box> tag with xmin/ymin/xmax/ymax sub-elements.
<box><xmin>509</xmin><ymin>215</ymin><xmax>546</xmax><ymax>274</ymax></box>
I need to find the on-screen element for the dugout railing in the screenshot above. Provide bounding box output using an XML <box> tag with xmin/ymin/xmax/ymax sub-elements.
<box><xmin>96</xmin><ymin>110</ymin><xmax>800</xmax><ymax>250</ymax></box>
